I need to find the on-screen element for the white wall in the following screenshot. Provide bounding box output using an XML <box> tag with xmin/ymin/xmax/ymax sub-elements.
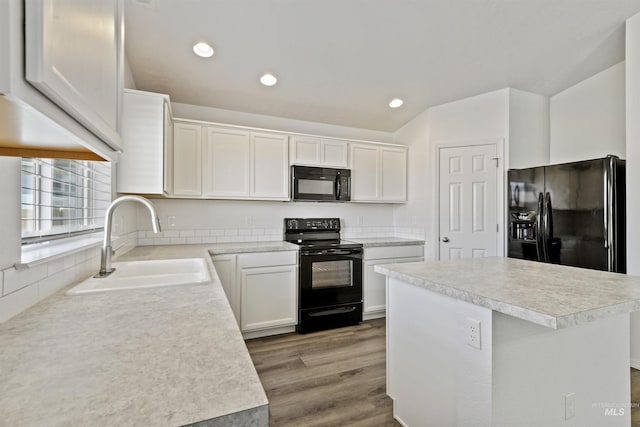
<box><xmin>626</xmin><ymin>13</ymin><xmax>640</xmax><ymax>368</ymax></box>
<box><xmin>550</xmin><ymin>62</ymin><xmax>626</xmax><ymax>163</ymax></box>
<box><xmin>393</xmin><ymin>89</ymin><xmax>511</xmax><ymax>260</ymax></box>
<box><xmin>392</xmin><ymin>108</ymin><xmax>430</xmax><ymax>245</ymax></box>
<box><xmin>508</xmin><ymin>89</ymin><xmax>550</xmax><ymax>169</ymax></box>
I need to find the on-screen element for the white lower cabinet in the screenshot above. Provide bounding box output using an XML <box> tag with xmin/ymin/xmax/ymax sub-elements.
<box><xmin>212</xmin><ymin>251</ymin><xmax>298</xmax><ymax>338</ymax></box>
<box><xmin>363</xmin><ymin>245</ymin><xmax>424</xmax><ymax>319</ymax></box>
<box><xmin>240</xmin><ymin>265</ymin><xmax>297</xmax><ymax>332</ymax></box>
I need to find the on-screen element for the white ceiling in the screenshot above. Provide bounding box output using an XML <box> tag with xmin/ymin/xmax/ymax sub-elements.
<box><xmin>125</xmin><ymin>0</ymin><xmax>640</xmax><ymax>132</ymax></box>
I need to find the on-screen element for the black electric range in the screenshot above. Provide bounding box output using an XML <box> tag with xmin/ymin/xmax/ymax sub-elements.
<box><xmin>284</xmin><ymin>218</ymin><xmax>363</xmax><ymax>333</ymax></box>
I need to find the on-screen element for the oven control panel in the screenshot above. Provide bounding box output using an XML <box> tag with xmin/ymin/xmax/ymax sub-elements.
<box><xmin>284</xmin><ymin>218</ymin><xmax>341</xmax><ymax>231</ymax></box>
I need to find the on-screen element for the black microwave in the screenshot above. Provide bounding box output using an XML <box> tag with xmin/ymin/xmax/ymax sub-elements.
<box><xmin>291</xmin><ymin>165</ymin><xmax>351</xmax><ymax>202</ymax></box>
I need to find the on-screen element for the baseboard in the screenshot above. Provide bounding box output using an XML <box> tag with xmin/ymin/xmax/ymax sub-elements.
<box><xmin>363</xmin><ymin>311</ymin><xmax>386</xmax><ymax>321</ymax></box>
<box><xmin>631</xmin><ymin>358</ymin><xmax>640</xmax><ymax>370</ymax></box>
<box><xmin>242</xmin><ymin>325</ymin><xmax>295</xmax><ymax>340</ymax></box>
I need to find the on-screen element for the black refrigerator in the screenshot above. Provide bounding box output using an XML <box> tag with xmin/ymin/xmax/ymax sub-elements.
<box><xmin>507</xmin><ymin>155</ymin><xmax>626</xmax><ymax>273</ymax></box>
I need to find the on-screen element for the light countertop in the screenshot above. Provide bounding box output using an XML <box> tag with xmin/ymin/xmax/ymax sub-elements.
<box><xmin>207</xmin><ymin>241</ymin><xmax>299</xmax><ymax>255</ymax></box>
<box><xmin>344</xmin><ymin>237</ymin><xmax>425</xmax><ymax>247</ymax></box>
<box><xmin>0</xmin><ymin>245</ymin><xmax>268</xmax><ymax>427</ymax></box>
<box><xmin>375</xmin><ymin>257</ymin><xmax>640</xmax><ymax>329</ymax></box>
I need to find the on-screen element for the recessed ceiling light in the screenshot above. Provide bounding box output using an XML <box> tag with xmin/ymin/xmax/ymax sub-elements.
<box><xmin>389</xmin><ymin>98</ymin><xmax>404</xmax><ymax>108</ymax></box>
<box><xmin>193</xmin><ymin>42</ymin><xmax>214</xmax><ymax>58</ymax></box>
<box><xmin>260</xmin><ymin>73</ymin><xmax>278</xmax><ymax>86</ymax></box>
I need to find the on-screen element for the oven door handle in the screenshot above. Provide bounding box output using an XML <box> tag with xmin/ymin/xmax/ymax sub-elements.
<box><xmin>301</xmin><ymin>249</ymin><xmax>361</xmax><ymax>256</ymax></box>
<box><xmin>308</xmin><ymin>306</ymin><xmax>358</xmax><ymax>317</ymax></box>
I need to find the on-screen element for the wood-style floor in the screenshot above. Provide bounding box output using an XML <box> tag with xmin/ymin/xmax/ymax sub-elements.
<box><xmin>248</xmin><ymin>319</ymin><xmax>640</xmax><ymax>427</ymax></box>
<box><xmin>245</xmin><ymin>318</ymin><xmax>399</xmax><ymax>427</ymax></box>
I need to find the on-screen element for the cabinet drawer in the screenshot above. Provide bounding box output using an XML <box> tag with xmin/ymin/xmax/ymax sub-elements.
<box><xmin>364</xmin><ymin>245</ymin><xmax>423</xmax><ymax>260</ymax></box>
<box><xmin>237</xmin><ymin>251</ymin><xmax>297</xmax><ymax>268</ymax></box>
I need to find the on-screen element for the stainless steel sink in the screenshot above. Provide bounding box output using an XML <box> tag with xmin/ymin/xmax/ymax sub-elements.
<box><xmin>67</xmin><ymin>258</ymin><xmax>210</xmax><ymax>295</ymax></box>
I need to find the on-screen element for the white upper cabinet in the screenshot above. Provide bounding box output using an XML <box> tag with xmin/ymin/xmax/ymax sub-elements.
<box><xmin>380</xmin><ymin>146</ymin><xmax>408</xmax><ymax>202</ymax></box>
<box><xmin>351</xmin><ymin>143</ymin><xmax>380</xmax><ymax>200</ymax></box>
<box><xmin>203</xmin><ymin>127</ymin><xmax>251</xmax><ymax>197</ymax></box>
<box><xmin>252</xmin><ymin>132</ymin><xmax>289</xmax><ymax>199</ymax></box>
<box><xmin>350</xmin><ymin>143</ymin><xmax>408</xmax><ymax>203</ymax></box>
<box><xmin>289</xmin><ymin>135</ymin><xmax>349</xmax><ymax>168</ymax></box>
<box><xmin>173</xmin><ymin>122</ymin><xmax>203</xmax><ymax>197</ymax></box>
<box><xmin>25</xmin><ymin>0</ymin><xmax>123</xmax><ymax>151</ymax></box>
<box><xmin>117</xmin><ymin>90</ymin><xmax>172</xmax><ymax>195</ymax></box>
<box><xmin>203</xmin><ymin>126</ymin><xmax>289</xmax><ymax>200</ymax></box>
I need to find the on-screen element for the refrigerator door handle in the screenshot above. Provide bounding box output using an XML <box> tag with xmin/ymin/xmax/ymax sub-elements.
<box><xmin>605</xmin><ymin>156</ymin><xmax>616</xmax><ymax>271</ymax></box>
<box><xmin>543</xmin><ymin>192</ymin><xmax>553</xmax><ymax>263</ymax></box>
<box><xmin>536</xmin><ymin>192</ymin><xmax>546</xmax><ymax>262</ymax></box>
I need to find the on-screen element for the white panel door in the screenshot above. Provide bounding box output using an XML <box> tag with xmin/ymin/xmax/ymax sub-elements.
<box><xmin>351</xmin><ymin>143</ymin><xmax>380</xmax><ymax>201</ymax></box>
<box><xmin>251</xmin><ymin>132</ymin><xmax>289</xmax><ymax>199</ymax></box>
<box><xmin>172</xmin><ymin>122</ymin><xmax>202</xmax><ymax>196</ymax></box>
<box><xmin>438</xmin><ymin>144</ymin><xmax>498</xmax><ymax>260</ymax></box>
<box><xmin>380</xmin><ymin>146</ymin><xmax>408</xmax><ymax>201</ymax></box>
<box><xmin>204</xmin><ymin>127</ymin><xmax>250</xmax><ymax>197</ymax></box>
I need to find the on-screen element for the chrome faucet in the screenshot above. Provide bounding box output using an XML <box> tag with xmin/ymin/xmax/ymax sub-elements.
<box><xmin>95</xmin><ymin>195</ymin><xmax>162</xmax><ymax>278</ymax></box>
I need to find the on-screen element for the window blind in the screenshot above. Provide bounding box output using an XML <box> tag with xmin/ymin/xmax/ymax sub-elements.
<box><xmin>21</xmin><ymin>158</ymin><xmax>112</xmax><ymax>242</ymax></box>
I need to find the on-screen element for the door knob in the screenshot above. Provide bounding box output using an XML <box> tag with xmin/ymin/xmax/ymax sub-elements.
<box><xmin>441</xmin><ymin>237</ymin><xmax>450</xmax><ymax>243</ymax></box>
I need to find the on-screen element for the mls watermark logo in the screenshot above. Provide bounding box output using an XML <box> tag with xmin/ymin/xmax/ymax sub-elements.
<box><xmin>593</xmin><ymin>401</ymin><xmax>638</xmax><ymax>416</ymax></box>
<box><xmin>604</xmin><ymin>407</ymin><xmax>625</xmax><ymax>417</ymax></box>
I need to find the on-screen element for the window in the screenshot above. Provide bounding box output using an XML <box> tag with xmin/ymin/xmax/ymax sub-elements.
<box><xmin>21</xmin><ymin>158</ymin><xmax>112</xmax><ymax>242</ymax></box>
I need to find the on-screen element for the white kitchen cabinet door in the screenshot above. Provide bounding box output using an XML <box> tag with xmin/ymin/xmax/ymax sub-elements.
<box><xmin>289</xmin><ymin>135</ymin><xmax>322</xmax><ymax>165</ymax></box>
<box><xmin>364</xmin><ymin>256</ymin><xmax>423</xmax><ymax>317</ymax></box>
<box><xmin>117</xmin><ymin>90</ymin><xmax>172</xmax><ymax>195</ymax></box>
<box><xmin>163</xmin><ymin>100</ymin><xmax>174</xmax><ymax>195</ymax></box>
<box><xmin>203</xmin><ymin>127</ymin><xmax>251</xmax><ymax>197</ymax></box>
<box><xmin>251</xmin><ymin>132</ymin><xmax>289</xmax><ymax>199</ymax></box>
<box><xmin>350</xmin><ymin>143</ymin><xmax>380</xmax><ymax>201</ymax></box>
<box><xmin>351</xmin><ymin>143</ymin><xmax>408</xmax><ymax>202</ymax></box>
<box><xmin>173</xmin><ymin>122</ymin><xmax>202</xmax><ymax>196</ymax></box>
<box><xmin>321</xmin><ymin>140</ymin><xmax>349</xmax><ymax>168</ymax></box>
<box><xmin>25</xmin><ymin>0</ymin><xmax>123</xmax><ymax>150</ymax></box>
<box><xmin>290</xmin><ymin>135</ymin><xmax>348</xmax><ymax>168</ymax></box>
<box><xmin>380</xmin><ymin>146</ymin><xmax>408</xmax><ymax>202</ymax></box>
<box><xmin>240</xmin><ymin>265</ymin><xmax>297</xmax><ymax>332</ymax></box>
<box><xmin>211</xmin><ymin>255</ymin><xmax>239</xmax><ymax>325</ymax></box>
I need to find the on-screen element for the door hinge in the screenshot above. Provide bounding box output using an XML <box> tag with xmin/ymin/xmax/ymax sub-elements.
<box><xmin>492</xmin><ymin>157</ymin><xmax>500</xmax><ymax>168</ymax></box>
<box><xmin>496</xmin><ymin>224</ymin><xmax>499</xmax><ymax>232</ymax></box>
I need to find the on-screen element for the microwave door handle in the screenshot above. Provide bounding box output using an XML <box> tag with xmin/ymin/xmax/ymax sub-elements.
<box><xmin>336</xmin><ymin>177</ymin><xmax>342</xmax><ymax>200</ymax></box>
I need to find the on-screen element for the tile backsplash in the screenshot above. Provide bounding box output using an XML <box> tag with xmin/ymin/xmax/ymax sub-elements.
<box><xmin>0</xmin><ymin>231</ymin><xmax>138</xmax><ymax>324</ymax></box>
<box><xmin>137</xmin><ymin>226</ymin><xmax>425</xmax><ymax>246</ymax></box>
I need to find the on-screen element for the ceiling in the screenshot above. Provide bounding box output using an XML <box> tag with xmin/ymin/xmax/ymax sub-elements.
<box><xmin>125</xmin><ymin>0</ymin><xmax>640</xmax><ymax>132</ymax></box>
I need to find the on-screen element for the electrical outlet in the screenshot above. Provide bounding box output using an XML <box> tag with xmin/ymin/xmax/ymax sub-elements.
<box><xmin>565</xmin><ymin>393</ymin><xmax>575</xmax><ymax>420</ymax></box>
<box><xmin>167</xmin><ymin>215</ymin><xmax>176</xmax><ymax>227</ymax></box>
<box><xmin>465</xmin><ymin>317</ymin><xmax>481</xmax><ymax>349</ymax></box>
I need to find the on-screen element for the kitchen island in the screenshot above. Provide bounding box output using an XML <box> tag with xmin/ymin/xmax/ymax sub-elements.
<box><xmin>0</xmin><ymin>245</ymin><xmax>269</xmax><ymax>427</ymax></box>
<box><xmin>375</xmin><ymin>257</ymin><xmax>640</xmax><ymax>427</ymax></box>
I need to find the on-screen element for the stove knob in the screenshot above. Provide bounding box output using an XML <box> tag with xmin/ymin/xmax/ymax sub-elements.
<box><xmin>287</xmin><ymin>219</ymin><xmax>298</xmax><ymax>229</ymax></box>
